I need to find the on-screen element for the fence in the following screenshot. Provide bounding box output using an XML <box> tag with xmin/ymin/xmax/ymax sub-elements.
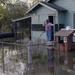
<box><xmin>0</xmin><ymin>41</ymin><xmax>28</xmax><ymax>75</ymax></box>
<box><xmin>0</xmin><ymin>38</ymin><xmax>75</xmax><ymax>75</ymax></box>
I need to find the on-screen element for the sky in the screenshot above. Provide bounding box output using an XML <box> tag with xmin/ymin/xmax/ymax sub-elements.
<box><xmin>12</xmin><ymin>0</ymin><xmax>32</xmax><ymax>3</ymax></box>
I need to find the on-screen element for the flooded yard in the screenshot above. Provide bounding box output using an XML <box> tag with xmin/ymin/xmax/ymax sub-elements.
<box><xmin>54</xmin><ymin>50</ymin><xmax>75</xmax><ymax>75</ymax></box>
<box><xmin>0</xmin><ymin>41</ymin><xmax>75</xmax><ymax>75</ymax></box>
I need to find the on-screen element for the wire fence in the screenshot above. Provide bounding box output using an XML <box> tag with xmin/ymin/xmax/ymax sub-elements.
<box><xmin>0</xmin><ymin>40</ymin><xmax>28</xmax><ymax>75</ymax></box>
<box><xmin>0</xmin><ymin>38</ymin><xmax>75</xmax><ymax>75</ymax></box>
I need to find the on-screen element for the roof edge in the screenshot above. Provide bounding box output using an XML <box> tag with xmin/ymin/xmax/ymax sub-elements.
<box><xmin>12</xmin><ymin>16</ymin><xmax>31</xmax><ymax>22</ymax></box>
<box><xmin>26</xmin><ymin>1</ymin><xmax>57</xmax><ymax>14</ymax></box>
<box><xmin>26</xmin><ymin>2</ymin><xmax>40</xmax><ymax>14</ymax></box>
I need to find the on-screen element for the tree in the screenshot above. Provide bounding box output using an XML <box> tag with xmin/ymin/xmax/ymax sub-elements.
<box><xmin>5</xmin><ymin>0</ymin><xmax>28</xmax><ymax>19</ymax></box>
<box><xmin>0</xmin><ymin>0</ymin><xmax>29</xmax><ymax>32</ymax></box>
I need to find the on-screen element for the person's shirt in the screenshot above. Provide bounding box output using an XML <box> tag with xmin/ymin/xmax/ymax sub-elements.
<box><xmin>43</xmin><ymin>22</ymin><xmax>53</xmax><ymax>31</ymax></box>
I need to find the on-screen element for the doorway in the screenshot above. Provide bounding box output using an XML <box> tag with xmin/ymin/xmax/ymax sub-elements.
<box><xmin>48</xmin><ymin>16</ymin><xmax>54</xmax><ymax>41</ymax></box>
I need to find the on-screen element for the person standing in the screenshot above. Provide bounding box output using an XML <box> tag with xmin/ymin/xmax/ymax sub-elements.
<box><xmin>43</xmin><ymin>19</ymin><xmax>54</xmax><ymax>42</ymax></box>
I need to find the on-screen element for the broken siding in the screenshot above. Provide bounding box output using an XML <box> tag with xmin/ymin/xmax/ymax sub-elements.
<box><xmin>54</xmin><ymin>0</ymin><xmax>75</xmax><ymax>28</ymax></box>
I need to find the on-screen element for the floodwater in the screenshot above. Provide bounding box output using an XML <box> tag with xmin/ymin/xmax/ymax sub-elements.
<box><xmin>24</xmin><ymin>50</ymin><xmax>75</xmax><ymax>75</ymax></box>
<box><xmin>54</xmin><ymin>50</ymin><xmax>75</xmax><ymax>75</ymax></box>
<box><xmin>0</xmin><ymin>43</ymin><xmax>75</xmax><ymax>75</ymax></box>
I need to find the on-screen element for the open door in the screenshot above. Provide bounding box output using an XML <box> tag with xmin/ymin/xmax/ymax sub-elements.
<box><xmin>48</xmin><ymin>16</ymin><xmax>54</xmax><ymax>41</ymax></box>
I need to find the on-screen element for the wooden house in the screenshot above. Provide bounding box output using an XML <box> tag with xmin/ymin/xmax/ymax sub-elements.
<box><xmin>12</xmin><ymin>0</ymin><xmax>75</xmax><ymax>41</ymax></box>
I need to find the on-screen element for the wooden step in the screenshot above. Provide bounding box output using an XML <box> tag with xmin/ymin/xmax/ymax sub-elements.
<box><xmin>46</xmin><ymin>41</ymin><xmax>54</xmax><ymax>46</ymax></box>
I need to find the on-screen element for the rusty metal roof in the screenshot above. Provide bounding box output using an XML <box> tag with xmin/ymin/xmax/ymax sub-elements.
<box><xmin>55</xmin><ymin>29</ymin><xmax>75</xmax><ymax>37</ymax></box>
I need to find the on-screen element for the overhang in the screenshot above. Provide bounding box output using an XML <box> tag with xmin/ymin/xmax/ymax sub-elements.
<box><xmin>46</xmin><ymin>0</ymin><xmax>56</xmax><ymax>3</ymax></box>
<box><xmin>41</xmin><ymin>2</ymin><xmax>67</xmax><ymax>12</ymax></box>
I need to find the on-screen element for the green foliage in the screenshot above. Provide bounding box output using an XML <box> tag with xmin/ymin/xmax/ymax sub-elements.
<box><xmin>0</xmin><ymin>5</ymin><xmax>4</xmax><ymax>20</ymax></box>
<box><xmin>39</xmin><ymin>55</ymin><xmax>47</xmax><ymax>64</ymax></box>
<box><xmin>0</xmin><ymin>0</ymin><xmax>29</xmax><ymax>32</ymax></box>
<box><xmin>32</xmin><ymin>53</ymin><xmax>47</xmax><ymax>64</ymax></box>
<box><xmin>8</xmin><ymin>1</ymin><xmax>28</xmax><ymax>19</ymax></box>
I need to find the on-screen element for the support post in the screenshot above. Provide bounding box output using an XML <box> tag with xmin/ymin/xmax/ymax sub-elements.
<box><xmin>2</xmin><ymin>42</ymin><xmax>5</xmax><ymax>73</ymax></box>
<box><xmin>28</xmin><ymin>41</ymin><xmax>32</xmax><ymax>65</ymax></box>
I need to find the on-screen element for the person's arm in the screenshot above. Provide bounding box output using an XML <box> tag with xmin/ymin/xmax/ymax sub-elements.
<box><xmin>51</xmin><ymin>23</ymin><xmax>54</xmax><ymax>26</ymax></box>
<box><xmin>43</xmin><ymin>21</ymin><xmax>46</xmax><ymax>26</ymax></box>
<box><xmin>49</xmin><ymin>23</ymin><xmax>54</xmax><ymax>26</ymax></box>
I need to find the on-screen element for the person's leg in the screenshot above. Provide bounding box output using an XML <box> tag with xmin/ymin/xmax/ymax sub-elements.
<box><xmin>46</xmin><ymin>29</ymin><xmax>52</xmax><ymax>41</ymax></box>
<box><xmin>46</xmin><ymin>30</ymin><xmax>49</xmax><ymax>41</ymax></box>
<box><xmin>48</xmin><ymin>29</ymin><xmax>52</xmax><ymax>41</ymax></box>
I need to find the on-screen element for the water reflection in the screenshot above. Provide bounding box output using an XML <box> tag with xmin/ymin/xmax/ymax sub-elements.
<box><xmin>1</xmin><ymin>43</ymin><xmax>75</xmax><ymax>75</ymax></box>
<box><xmin>0</xmin><ymin>43</ymin><xmax>27</xmax><ymax>75</ymax></box>
<box><xmin>24</xmin><ymin>46</ymin><xmax>55</xmax><ymax>75</ymax></box>
<box><xmin>55</xmin><ymin>50</ymin><xmax>75</xmax><ymax>75</ymax></box>
<box><xmin>47</xmin><ymin>47</ymin><xmax>54</xmax><ymax>74</ymax></box>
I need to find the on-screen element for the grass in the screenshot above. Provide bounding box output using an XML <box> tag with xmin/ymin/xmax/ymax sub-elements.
<box><xmin>32</xmin><ymin>53</ymin><xmax>47</xmax><ymax>64</ymax></box>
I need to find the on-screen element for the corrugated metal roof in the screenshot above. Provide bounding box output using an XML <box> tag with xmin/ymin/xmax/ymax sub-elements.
<box><xmin>41</xmin><ymin>2</ymin><xmax>67</xmax><ymax>12</ymax></box>
<box><xmin>55</xmin><ymin>29</ymin><xmax>75</xmax><ymax>37</ymax></box>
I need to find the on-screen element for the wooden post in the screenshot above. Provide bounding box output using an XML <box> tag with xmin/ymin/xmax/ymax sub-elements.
<box><xmin>2</xmin><ymin>42</ymin><xmax>5</xmax><ymax>73</ymax></box>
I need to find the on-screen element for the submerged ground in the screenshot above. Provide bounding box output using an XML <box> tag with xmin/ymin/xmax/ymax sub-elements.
<box><xmin>0</xmin><ymin>38</ymin><xmax>75</xmax><ymax>75</ymax></box>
